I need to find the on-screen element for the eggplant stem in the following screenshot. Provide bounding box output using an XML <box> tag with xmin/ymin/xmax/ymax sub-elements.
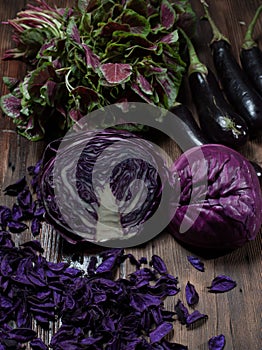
<box><xmin>179</xmin><ymin>28</ymin><xmax>208</xmax><ymax>76</ymax></box>
<box><xmin>242</xmin><ymin>5</ymin><xmax>262</xmax><ymax>50</ymax></box>
<box><xmin>200</xmin><ymin>0</ymin><xmax>230</xmax><ymax>45</ymax></box>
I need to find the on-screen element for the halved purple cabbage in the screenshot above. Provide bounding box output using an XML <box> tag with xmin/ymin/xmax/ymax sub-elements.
<box><xmin>40</xmin><ymin>129</ymin><xmax>166</xmax><ymax>245</ymax></box>
<box><xmin>168</xmin><ymin>144</ymin><xmax>262</xmax><ymax>253</ymax></box>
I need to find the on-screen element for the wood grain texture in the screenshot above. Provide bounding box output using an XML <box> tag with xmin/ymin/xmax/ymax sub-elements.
<box><xmin>0</xmin><ymin>1</ymin><xmax>261</xmax><ymax>349</ymax></box>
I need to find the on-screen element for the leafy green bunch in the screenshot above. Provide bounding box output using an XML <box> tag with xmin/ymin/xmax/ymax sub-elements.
<box><xmin>0</xmin><ymin>0</ymin><xmax>196</xmax><ymax>141</ymax></box>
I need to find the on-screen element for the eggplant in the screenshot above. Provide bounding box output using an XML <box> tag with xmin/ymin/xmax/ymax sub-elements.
<box><xmin>168</xmin><ymin>103</ymin><xmax>262</xmax><ymax>183</ymax></box>
<box><xmin>180</xmin><ymin>29</ymin><xmax>248</xmax><ymax>149</ymax></box>
<box><xmin>240</xmin><ymin>5</ymin><xmax>262</xmax><ymax>97</ymax></box>
<box><xmin>202</xmin><ymin>1</ymin><xmax>262</xmax><ymax>140</ymax></box>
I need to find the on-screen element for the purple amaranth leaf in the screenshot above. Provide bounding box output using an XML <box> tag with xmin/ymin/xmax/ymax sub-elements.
<box><xmin>160</xmin><ymin>0</ymin><xmax>176</xmax><ymax>30</ymax></box>
<box><xmin>69</xmin><ymin>109</ymin><xmax>84</xmax><ymax>122</ymax></box>
<box><xmin>136</xmin><ymin>73</ymin><xmax>153</xmax><ymax>96</ymax></box>
<box><xmin>185</xmin><ymin>281</ymin><xmax>199</xmax><ymax>306</ymax></box>
<box><xmin>100</xmin><ymin>63</ymin><xmax>132</xmax><ymax>84</ymax></box>
<box><xmin>159</xmin><ymin>30</ymin><xmax>179</xmax><ymax>44</ymax></box>
<box><xmin>7</xmin><ymin>221</ymin><xmax>28</xmax><ymax>234</ymax></box>
<box><xmin>150</xmin><ymin>255</ymin><xmax>168</xmax><ymax>275</ymax></box>
<box><xmin>0</xmin><ymin>93</ymin><xmax>21</xmax><ymax>119</ymax></box>
<box><xmin>186</xmin><ymin>310</ymin><xmax>208</xmax><ymax>327</ymax></box>
<box><xmin>30</xmin><ymin>338</ymin><xmax>48</xmax><ymax>350</ymax></box>
<box><xmin>131</xmin><ymin>82</ymin><xmax>153</xmax><ymax>104</ymax></box>
<box><xmin>208</xmin><ymin>275</ymin><xmax>237</xmax><ymax>293</ymax></box>
<box><xmin>208</xmin><ymin>334</ymin><xmax>226</xmax><ymax>350</ymax></box>
<box><xmin>4</xmin><ymin>176</ymin><xmax>27</xmax><ymax>196</ymax></box>
<box><xmin>82</xmin><ymin>44</ymin><xmax>100</xmax><ymax>69</ymax></box>
<box><xmin>100</xmin><ymin>22</ymin><xmax>130</xmax><ymax>36</ymax></box>
<box><xmin>155</xmin><ymin>73</ymin><xmax>177</xmax><ymax>108</ymax></box>
<box><xmin>121</xmin><ymin>9</ymin><xmax>150</xmax><ymax>35</ymax></box>
<box><xmin>149</xmin><ymin>322</ymin><xmax>173</xmax><ymax>344</ymax></box>
<box><xmin>2</xmin><ymin>77</ymin><xmax>20</xmax><ymax>91</ymax></box>
<box><xmin>174</xmin><ymin>300</ymin><xmax>189</xmax><ymax>325</ymax></box>
<box><xmin>67</xmin><ymin>18</ymin><xmax>81</xmax><ymax>43</ymax></box>
<box><xmin>187</xmin><ymin>256</ymin><xmax>205</xmax><ymax>272</ymax></box>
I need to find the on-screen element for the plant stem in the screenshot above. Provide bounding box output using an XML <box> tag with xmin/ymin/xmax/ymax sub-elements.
<box><xmin>242</xmin><ymin>5</ymin><xmax>262</xmax><ymax>50</ymax></box>
<box><xmin>179</xmin><ymin>28</ymin><xmax>208</xmax><ymax>76</ymax></box>
<box><xmin>200</xmin><ymin>0</ymin><xmax>230</xmax><ymax>44</ymax></box>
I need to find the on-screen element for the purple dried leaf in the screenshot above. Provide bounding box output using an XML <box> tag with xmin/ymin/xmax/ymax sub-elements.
<box><xmin>20</xmin><ymin>240</ymin><xmax>44</xmax><ymax>253</ymax></box>
<box><xmin>149</xmin><ymin>322</ymin><xmax>173</xmax><ymax>344</ymax></box>
<box><xmin>7</xmin><ymin>221</ymin><xmax>28</xmax><ymax>233</ymax></box>
<box><xmin>160</xmin><ymin>0</ymin><xmax>176</xmax><ymax>30</ymax></box>
<box><xmin>30</xmin><ymin>338</ymin><xmax>48</xmax><ymax>350</ymax></box>
<box><xmin>174</xmin><ymin>300</ymin><xmax>189</xmax><ymax>325</ymax></box>
<box><xmin>162</xmin><ymin>340</ymin><xmax>188</xmax><ymax>349</ymax></box>
<box><xmin>150</xmin><ymin>255</ymin><xmax>168</xmax><ymax>275</ymax></box>
<box><xmin>3</xmin><ymin>176</ymin><xmax>27</xmax><ymax>196</ymax></box>
<box><xmin>12</xmin><ymin>203</ymin><xmax>24</xmax><ymax>221</ymax></box>
<box><xmin>0</xmin><ymin>206</ymin><xmax>12</xmax><ymax>228</ymax></box>
<box><xmin>185</xmin><ymin>281</ymin><xmax>199</xmax><ymax>306</ymax></box>
<box><xmin>95</xmin><ymin>255</ymin><xmax>117</xmax><ymax>274</ymax></box>
<box><xmin>100</xmin><ymin>63</ymin><xmax>132</xmax><ymax>84</ymax></box>
<box><xmin>17</xmin><ymin>188</ymin><xmax>33</xmax><ymax>211</ymax></box>
<box><xmin>9</xmin><ymin>328</ymin><xmax>37</xmax><ymax>342</ymax></box>
<box><xmin>31</xmin><ymin>218</ymin><xmax>41</xmax><ymax>236</ymax></box>
<box><xmin>130</xmin><ymin>293</ymin><xmax>162</xmax><ymax>312</ymax></box>
<box><xmin>208</xmin><ymin>275</ymin><xmax>237</xmax><ymax>293</ymax></box>
<box><xmin>208</xmin><ymin>334</ymin><xmax>226</xmax><ymax>350</ymax></box>
<box><xmin>186</xmin><ymin>310</ymin><xmax>208</xmax><ymax>327</ymax></box>
<box><xmin>187</xmin><ymin>256</ymin><xmax>205</xmax><ymax>272</ymax></box>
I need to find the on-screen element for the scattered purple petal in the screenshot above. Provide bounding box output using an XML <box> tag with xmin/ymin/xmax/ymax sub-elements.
<box><xmin>149</xmin><ymin>322</ymin><xmax>173</xmax><ymax>344</ymax></box>
<box><xmin>187</xmin><ymin>256</ymin><xmax>205</xmax><ymax>272</ymax></box>
<box><xmin>208</xmin><ymin>334</ymin><xmax>226</xmax><ymax>350</ymax></box>
<box><xmin>185</xmin><ymin>281</ymin><xmax>199</xmax><ymax>306</ymax></box>
<box><xmin>150</xmin><ymin>254</ymin><xmax>168</xmax><ymax>274</ymax></box>
<box><xmin>208</xmin><ymin>275</ymin><xmax>237</xmax><ymax>293</ymax></box>
<box><xmin>174</xmin><ymin>300</ymin><xmax>189</xmax><ymax>325</ymax></box>
<box><xmin>186</xmin><ymin>310</ymin><xmax>208</xmax><ymax>327</ymax></box>
<box><xmin>3</xmin><ymin>176</ymin><xmax>27</xmax><ymax>196</ymax></box>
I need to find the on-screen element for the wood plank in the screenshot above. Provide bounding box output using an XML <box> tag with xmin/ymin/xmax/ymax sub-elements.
<box><xmin>0</xmin><ymin>0</ymin><xmax>261</xmax><ymax>349</ymax></box>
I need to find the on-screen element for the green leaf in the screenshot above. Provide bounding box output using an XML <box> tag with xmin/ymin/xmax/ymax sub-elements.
<box><xmin>120</xmin><ymin>9</ymin><xmax>150</xmax><ymax>36</ymax></box>
<box><xmin>0</xmin><ymin>93</ymin><xmax>21</xmax><ymax>119</ymax></box>
<box><xmin>2</xmin><ymin>77</ymin><xmax>20</xmax><ymax>92</ymax></box>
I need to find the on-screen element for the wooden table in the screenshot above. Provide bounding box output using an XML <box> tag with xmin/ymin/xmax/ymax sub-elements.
<box><xmin>0</xmin><ymin>1</ymin><xmax>261</xmax><ymax>349</ymax></box>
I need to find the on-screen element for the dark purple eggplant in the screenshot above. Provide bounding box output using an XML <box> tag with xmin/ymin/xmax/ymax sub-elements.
<box><xmin>180</xmin><ymin>29</ymin><xmax>248</xmax><ymax>149</ymax></box>
<box><xmin>202</xmin><ymin>1</ymin><xmax>262</xmax><ymax>140</ymax></box>
<box><xmin>167</xmin><ymin>103</ymin><xmax>262</xmax><ymax>182</ymax></box>
<box><xmin>169</xmin><ymin>103</ymin><xmax>208</xmax><ymax>149</ymax></box>
<box><xmin>240</xmin><ymin>5</ymin><xmax>262</xmax><ymax>97</ymax></box>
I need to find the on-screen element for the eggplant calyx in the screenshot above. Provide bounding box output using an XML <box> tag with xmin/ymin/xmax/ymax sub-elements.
<box><xmin>201</xmin><ymin>0</ymin><xmax>230</xmax><ymax>45</ymax></box>
<box><xmin>242</xmin><ymin>5</ymin><xmax>262</xmax><ymax>50</ymax></box>
<box><xmin>179</xmin><ymin>28</ymin><xmax>208</xmax><ymax>76</ymax></box>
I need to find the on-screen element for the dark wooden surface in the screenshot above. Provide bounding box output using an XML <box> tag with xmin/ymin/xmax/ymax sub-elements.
<box><xmin>0</xmin><ymin>1</ymin><xmax>261</xmax><ymax>349</ymax></box>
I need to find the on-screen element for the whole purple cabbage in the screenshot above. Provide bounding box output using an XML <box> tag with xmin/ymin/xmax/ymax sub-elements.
<box><xmin>168</xmin><ymin>144</ymin><xmax>262</xmax><ymax>253</ymax></box>
<box><xmin>40</xmin><ymin>129</ymin><xmax>166</xmax><ymax>245</ymax></box>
